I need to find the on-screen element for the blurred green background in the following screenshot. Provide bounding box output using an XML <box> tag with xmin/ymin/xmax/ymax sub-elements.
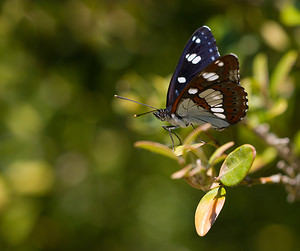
<box><xmin>0</xmin><ymin>0</ymin><xmax>300</xmax><ymax>250</ymax></box>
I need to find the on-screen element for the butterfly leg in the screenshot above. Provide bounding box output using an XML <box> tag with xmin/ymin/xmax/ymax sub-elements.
<box><xmin>204</xmin><ymin>130</ymin><xmax>220</xmax><ymax>148</ymax></box>
<box><xmin>162</xmin><ymin>125</ymin><xmax>181</xmax><ymax>149</ymax></box>
<box><xmin>191</xmin><ymin>124</ymin><xmax>220</xmax><ymax>148</ymax></box>
<box><xmin>191</xmin><ymin>124</ymin><xmax>206</xmax><ymax>144</ymax></box>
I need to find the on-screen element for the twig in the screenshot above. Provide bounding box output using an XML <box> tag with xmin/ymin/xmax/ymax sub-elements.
<box><xmin>243</xmin><ymin>123</ymin><xmax>300</xmax><ymax>201</ymax></box>
<box><xmin>251</xmin><ymin>124</ymin><xmax>300</xmax><ymax>172</ymax></box>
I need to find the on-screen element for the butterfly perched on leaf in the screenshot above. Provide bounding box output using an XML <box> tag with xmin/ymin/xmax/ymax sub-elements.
<box><xmin>115</xmin><ymin>26</ymin><xmax>248</xmax><ymax>143</ymax></box>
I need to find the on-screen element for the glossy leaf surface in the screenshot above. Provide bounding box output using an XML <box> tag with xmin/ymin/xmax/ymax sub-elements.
<box><xmin>219</xmin><ymin>144</ymin><xmax>256</xmax><ymax>186</ymax></box>
<box><xmin>195</xmin><ymin>186</ymin><xmax>226</xmax><ymax>236</ymax></box>
<box><xmin>134</xmin><ymin>141</ymin><xmax>178</xmax><ymax>161</ymax></box>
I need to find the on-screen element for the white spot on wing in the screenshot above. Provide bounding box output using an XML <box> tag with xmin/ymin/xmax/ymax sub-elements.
<box><xmin>206</xmin><ymin>94</ymin><xmax>223</xmax><ymax>103</ymax></box>
<box><xmin>207</xmin><ymin>90</ymin><xmax>221</xmax><ymax>96</ymax></box>
<box><xmin>211</xmin><ymin>107</ymin><xmax>224</xmax><ymax>113</ymax></box>
<box><xmin>192</xmin><ymin>36</ymin><xmax>196</xmax><ymax>41</ymax></box>
<box><xmin>229</xmin><ymin>69</ymin><xmax>239</xmax><ymax>81</ymax></box>
<box><xmin>202</xmin><ymin>72</ymin><xmax>215</xmax><ymax>79</ymax></box>
<box><xmin>218</xmin><ymin>61</ymin><xmax>224</xmax><ymax>67</ymax></box>
<box><xmin>199</xmin><ymin>88</ymin><xmax>215</xmax><ymax>98</ymax></box>
<box><xmin>185</xmin><ymin>53</ymin><xmax>190</xmax><ymax>59</ymax></box>
<box><xmin>207</xmin><ymin>74</ymin><xmax>219</xmax><ymax>81</ymax></box>
<box><xmin>195</xmin><ymin>38</ymin><xmax>201</xmax><ymax>43</ymax></box>
<box><xmin>214</xmin><ymin>113</ymin><xmax>226</xmax><ymax>119</ymax></box>
<box><xmin>177</xmin><ymin>77</ymin><xmax>186</xmax><ymax>83</ymax></box>
<box><xmin>188</xmin><ymin>88</ymin><xmax>198</xmax><ymax>94</ymax></box>
<box><xmin>205</xmin><ymin>91</ymin><xmax>224</xmax><ymax>104</ymax></box>
<box><xmin>210</xmin><ymin>100</ymin><xmax>223</xmax><ymax>106</ymax></box>
<box><xmin>192</xmin><ymin>56</ymin><xmax>201</xmax><ymax>64</ymax></box>
<box><xmin>187</xmin><ymin>53</ymin><xmax>197</xmax><ymax>62</ymax></box>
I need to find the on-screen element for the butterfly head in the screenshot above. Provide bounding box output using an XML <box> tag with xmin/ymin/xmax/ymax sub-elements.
<box><xmin>153</xmin><ymin>108</ymin><xmax>169</xmax><ymax>122</ymax></box>
<box><xmin>153</xmin><ymin>107</ymin><xmax>190</xmax><ymax>128</ymax></box>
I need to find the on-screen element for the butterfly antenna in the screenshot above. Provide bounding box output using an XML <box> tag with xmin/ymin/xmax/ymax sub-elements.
<box><xmin>134</xmin><ymin>109</ymin><xmax>157</xmax><ymax>117</ymax></box>
<box><xmin>114</xmin><ymin>95</ymin><xmax>159</xmax><ymax>110</ymax></box>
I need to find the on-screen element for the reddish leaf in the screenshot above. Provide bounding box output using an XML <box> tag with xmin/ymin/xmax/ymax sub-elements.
<box><xmin>195</xmin><ymin>186</ymin><xmax>226</xmax><ymax>236</ymax></box>
<box><xmin>171</xmin><ymin>165</ymin><xmax>193</xmax><ymax>179</ymax></box>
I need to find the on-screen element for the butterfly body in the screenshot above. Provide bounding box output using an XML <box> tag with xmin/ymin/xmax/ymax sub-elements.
<box><xmin>154</xmin><ymin>107</ymin><xmax>189</xmax><ymax>128</ymax></box>
<box><xmin>154</xmin><ymin>26</ymin><xmax>248</xmax><ymax>130</ymax></box>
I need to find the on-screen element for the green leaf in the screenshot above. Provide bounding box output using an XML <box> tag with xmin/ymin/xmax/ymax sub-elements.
<box><xmin>270</xmin><ymin>50</ymin><xmax>297</xmax><ymax>98</ymax></box>
<box><xmin>219</xmin><ymin>144</ymin><xmax>256</xmax><ymax>186</ymax></box>
<box><xmin>261</xmin><ymin>21</ymin><xmax>289</xmax><ymax>51</ymax></box>
<box><xmin>174</xmin><ymin>142</ymin><xmax>205</xmax><ymax>157</ymax></box>
<box><xmin>266</xmin><ymin>98</ymin><xmax>288</xmax><ymax>119</ymax></box>
<box><xmin>253</xmin><ymin>53</ymin><xmax>268</xmax><ymax>93</ymax></box>
<box><xmin>281</xmin><ymin>4</ymin><xmax>300</xmax><ymax>26</ymax></box>
<box><xmin>195</xmin><ymin>186</ymin><xmax>226</xmax><ymax>237</ymax></box>
<box><xmin>208</xmin><ymin>141</ymin><xmax>234</xmax><ymax>166</ymax></box>
<box><xmin>134</xmin><ymin>141</ymin><xmax>178</xmax><ymax>161</ymax></box>
<box><xmin>295</xmin><ymin>130</ymin><xmax>300</xmax><ymax>156</ymax></box>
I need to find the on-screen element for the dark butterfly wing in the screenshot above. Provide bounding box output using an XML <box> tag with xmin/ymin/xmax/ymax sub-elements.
<box><xmin>171</xmin><ymin>54</ymin><xmax>248</xmax><ymax>129</ymax></box>
<box><xmin>166</xmin><ymin>26</ymin><xmax>220</xmax><ymax>107</ymax></box>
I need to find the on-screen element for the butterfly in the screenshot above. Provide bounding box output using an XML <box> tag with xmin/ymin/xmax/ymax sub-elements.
<box><xmin>115</xmin><ymin>26</ymin><xmax>248</xmax><ymax>145</ymax></box>
<box><xmin>153</xmin><ymin>26</ymin><xmax>248</xmax><ymax>131</ymax></box>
